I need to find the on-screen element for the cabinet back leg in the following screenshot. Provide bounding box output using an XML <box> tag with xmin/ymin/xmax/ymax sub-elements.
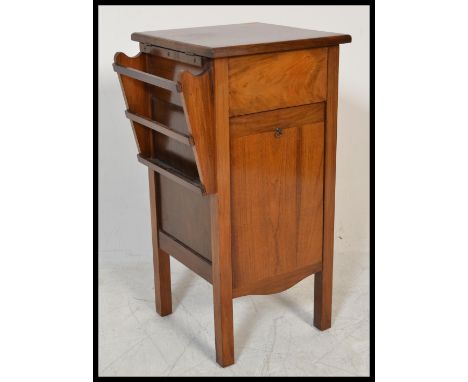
<box><xmin>149</xmin><ymin>169</ymin><xmax>172</xmax><ymax>316</ymax></box>
<box><xmin>153</xmin><ymin>248</ymin><xmax>172</xmax><ymax>316</ymax></box>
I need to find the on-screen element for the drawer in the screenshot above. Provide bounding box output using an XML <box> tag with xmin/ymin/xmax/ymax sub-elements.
<box><xmin>228</xmin><ymin>48</ymin><xmax>328</xmax><ymax>117</ymax></box>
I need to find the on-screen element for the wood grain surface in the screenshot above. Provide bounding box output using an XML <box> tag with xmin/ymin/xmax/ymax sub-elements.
<box><xmin>231</xmin><ymin>106</ymin><xmax>324</xmax><ymax>295</ymax></box>
<box><xmin>132</xmin><ymin>22</ymin><xmax>351</xmax><ymax>58</ymax></box>
<box><xmin>228</xmin><ymin>48</ymin><xmax>327</xmax><ymax>116</ymax></box>
<box><xmin>146</xmin><ymin>54</ymin><xmax>200</xmax><ymax>183</ymax></box>
<box><xmin>210</xmin><ymin>58</ymin><xmax>234</xmax><ymax>367</ymax></box>
<box><xmin>179</xmin><ymin>67</ymin><xmax>217</xmax><ymax>194</ymax></box>
<box><xmin>314</xmin><ymin>45</ymin><xmax>339</xmax><ymax>331</ymax></box>
<box><xmin>230</xmin><ymin>103</ymin><xmax>324</xmax><ymax>138</ymax></box>
<box><xmin>158</xmin><ymin>175</ymin><xmax>212</xmax><ymax>261</ymax></box>
<box><xmin>114</xmin><ymin>52</ymin><xmax>152</xmax><ymax>156</ymax></box>
<box><xmin>159</xmin><ymin>230</ymin><xmax>212</xmax><ymax>283</ymax></box>
<box><xmin>233</xmin><ymin>263</ymin><xmax>322</xmax><ymax>298</ymax></box>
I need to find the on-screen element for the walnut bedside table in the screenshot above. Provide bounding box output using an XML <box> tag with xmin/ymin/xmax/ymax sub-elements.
<box><xmin>113</xmin><ymin>22</ymin><xmax>351</xmax><ymax>367</ymax></box>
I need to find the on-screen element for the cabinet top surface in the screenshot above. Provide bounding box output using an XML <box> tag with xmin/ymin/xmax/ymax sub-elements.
<box><xmin>131</xmin><ymin>22</ymin><xmax>351</xmax><ymax>58</ymax></box>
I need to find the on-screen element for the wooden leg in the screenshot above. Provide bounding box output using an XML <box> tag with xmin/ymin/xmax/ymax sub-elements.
<box><xmin>314</xmin><ymin>46</ymin><xmax>339</xmax><ymax>331</ymax></box>
<box><xmin>213</xmin><ymin>295</ymin><xmax>234</xmax><ymax>367</ymax></box>
<box><xmin>211</xmin><ymin>196</ymin><xmax>234</xmax><ymax>367</ymax></box>
<box><xmin>211</xmin><ymin>58</ymin><xmax>234</xmax><ymax>367</ymax></box>
<box><xmin>314</xmin><ymin>270</ymin><xmax>332</xmax><ymax>330</ymax></box>
<box><xmin>213</xmin><ymin>280</ymin><xmax>234</xmax><ymax>367</ymax></box>
<box><xmin>149</xmin><ymin>169</ymin><xmax>172</xmax><ymax>316</ymax></box>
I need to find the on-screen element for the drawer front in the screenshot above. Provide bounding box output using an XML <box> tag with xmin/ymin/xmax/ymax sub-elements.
<box><xmin>228</xmin><ymin>48</ymin><xmax>328</xmax><ymax>117</ymax></box>
<box><xmin>230</xmin><ymin>105</ymin><xmax>324</xmax><ymax>291</ymax></box>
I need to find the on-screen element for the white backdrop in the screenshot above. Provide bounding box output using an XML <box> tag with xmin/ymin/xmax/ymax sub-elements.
<box><xmin>98</xmin><ymin>5</ymin><xmax>370</xmax><ymax>257</ymax></box>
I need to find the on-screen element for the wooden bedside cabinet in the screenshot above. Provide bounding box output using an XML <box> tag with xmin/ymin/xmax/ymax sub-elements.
<box><xmin>113</xmin><ymin>22</ymin><xmax>351</xmax><ymax>367</ymax></box>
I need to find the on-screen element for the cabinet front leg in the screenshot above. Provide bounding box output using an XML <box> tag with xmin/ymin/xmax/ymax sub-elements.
<box><xmin>213</xmin><ymin>276</ymin><xmax>234</xmax><ymax>367</ymax></box>
<box><xmin>211</xmin><ymin>58</ymin><xmax>234</xmax><ymax>367</ymax></box>
<box><xmin>314</xmin><ymin>270</ymin><xmax>332</xmax><ymax>330</ymax></box>
<box><xmin>314</xmin><ymin>45</ymin><xmax>339</xmax><ymax>331</ymax></box>
<box><xmin>211</xmin><ymin>195</ymin><xmax>234</xmax><ymax>367</ymax></box>
<box><xmin>149</xmin><ymin>169</ymin><xmax>172</xmax><ymax>316</ymax></box>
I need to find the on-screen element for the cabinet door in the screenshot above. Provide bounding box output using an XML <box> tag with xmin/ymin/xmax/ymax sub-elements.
<box><xmin>230</xmin><ymin>104</ymin><xmax>324</xmax><ymax>293</ymax></box>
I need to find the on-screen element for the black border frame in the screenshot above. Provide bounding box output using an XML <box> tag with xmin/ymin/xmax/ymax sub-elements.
<box><xmin>94</xmin><ymin>3</ymin><xmax>375</xmax><ymax>379</ymax></box>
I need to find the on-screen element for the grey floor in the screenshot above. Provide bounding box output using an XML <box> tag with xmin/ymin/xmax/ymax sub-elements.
<box><xmin>98</xmin><ymin>249</ymin><xmax>369</xmax><ymax>376</ymax></box>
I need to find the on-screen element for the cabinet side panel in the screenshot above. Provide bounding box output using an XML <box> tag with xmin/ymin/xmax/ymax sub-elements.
<box><xmin>159</xmin><ymin>176</ymin><xmax>212</xmax><ymax>260</ymax></box>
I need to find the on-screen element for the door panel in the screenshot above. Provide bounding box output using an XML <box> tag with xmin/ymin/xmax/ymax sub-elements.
<box><xmin>230</xmin><ymin>108</ymin><xmax>324</xmax><ymax>291</ymax></box>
